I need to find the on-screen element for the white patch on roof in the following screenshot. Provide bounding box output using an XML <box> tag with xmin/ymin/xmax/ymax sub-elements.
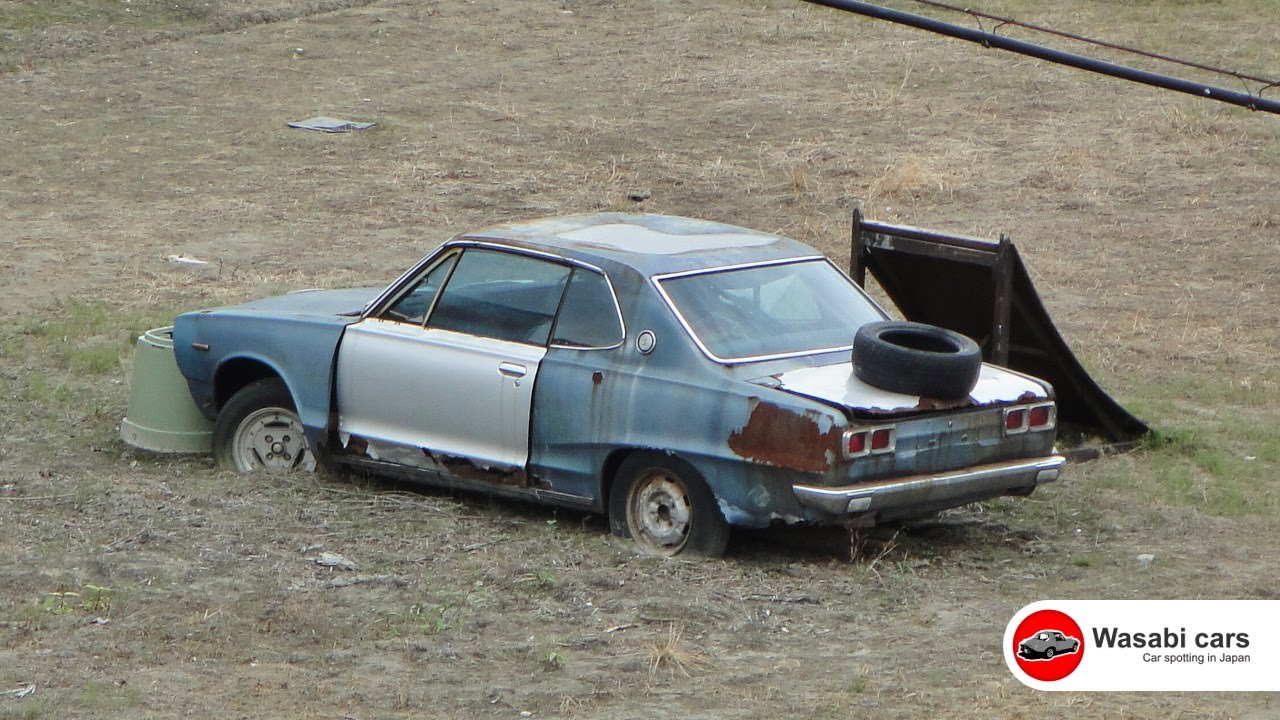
<box><xmin>559</xmin><ymin>223</ymin><xmax>776</xmax><ymax>255</ymax></box>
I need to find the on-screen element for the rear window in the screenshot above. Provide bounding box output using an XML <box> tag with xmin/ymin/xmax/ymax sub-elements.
<box><xmin>657</xmin><ymin>259</ymin><xmax>884</xmax><ymax>362</ymax></box>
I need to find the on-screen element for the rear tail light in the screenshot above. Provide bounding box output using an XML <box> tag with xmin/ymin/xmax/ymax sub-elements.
<box><xmin>1003</xmin><ymin>402</ymin><xmax>1056</xmax><ymax>435</ymax></box>
<box><xmin>870</xmin><ymin>428</ymin><xmax>892</xmax><ymax>451</ymax></box>
<box><xmin>844</xmin><ymin>426</ymin><xmax>896</xmax><ymax>458</ymax></box>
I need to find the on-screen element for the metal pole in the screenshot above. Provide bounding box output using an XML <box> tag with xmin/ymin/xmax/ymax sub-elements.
<box><xmin>800</xmin><ymin>0</ymin><xmax>1280</xmax><ymax>115</ymax></box>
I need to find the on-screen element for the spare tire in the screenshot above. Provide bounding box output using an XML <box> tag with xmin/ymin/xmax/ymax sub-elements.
<box><xmin>853</xmin><ymin>321</ymin><xmax>982</xmax><ymax>399</ymax></box>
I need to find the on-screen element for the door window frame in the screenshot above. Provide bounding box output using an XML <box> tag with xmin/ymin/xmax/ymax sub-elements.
<box><xmin>364</xmin><ymin>241</ymin><xmax>626</xmax><ymax>351</ymax></box>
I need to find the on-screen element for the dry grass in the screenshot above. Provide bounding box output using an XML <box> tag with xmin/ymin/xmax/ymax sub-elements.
<box><xmin>866</xmin><ymin>157</ymin><xmax>952</xmax><ymax>216</ymax></box>
<box><xmin>647</xmin><ymin>623</ymin><xmax>713</xmax><ymax>679</ymax></box>
<box><xmin>1</xmin><ymin>0</ymin><xmax>1278</xmax><ymax>718</ymax></box>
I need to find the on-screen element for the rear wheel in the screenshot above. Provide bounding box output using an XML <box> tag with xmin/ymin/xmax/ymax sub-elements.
<box><xmin>608</xmin><ymin>453</ymin><xmax>729</xmax><ymax>557</ymax></box>
<box><xmin>213</xmin><ymin>378</ymin><xmax>316</xmax><ymax>473</ymax></box>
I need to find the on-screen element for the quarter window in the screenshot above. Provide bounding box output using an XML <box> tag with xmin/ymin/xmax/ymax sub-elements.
<box><xmin>550</xmin><ymin>268</ymin><xmax>624</xmax><ymax>348</ymax></box>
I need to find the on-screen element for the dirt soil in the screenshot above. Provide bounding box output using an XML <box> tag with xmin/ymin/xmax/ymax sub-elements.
<box><xmin>2</xmin><ymin>1</ymin><xmax>1278</xmax><ymax>718</ymax></box>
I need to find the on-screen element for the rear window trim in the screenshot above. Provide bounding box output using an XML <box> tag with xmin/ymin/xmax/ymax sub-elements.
<box><xmin>653</xmin><ymin>256</ymin><xmax>886</xmax><ymax>365</ymax></box>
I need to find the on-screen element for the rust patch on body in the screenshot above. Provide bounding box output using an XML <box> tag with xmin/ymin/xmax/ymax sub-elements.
<box><xmin>728</xmin><ymin>399</ymin><xmax>841</xmax><ymax>473</ymax></box>
<box><xmin>424</xmin><ymin>449</ymin><xmax>528</xmax><ymax>487</ymax></box>
<box><xmin>341</xmin><ymin>434</ymin><xmax>370</xmax><ymax>456</ymax></box>
<box><xmin>337</xmin><ymin>435</ymin><xmax>527</xmax><ymax>487</ymax></box>
<box><xmin>914</xmin><ymin>396</ymin><xmax>972</xmax><ymax>412</ymax></box>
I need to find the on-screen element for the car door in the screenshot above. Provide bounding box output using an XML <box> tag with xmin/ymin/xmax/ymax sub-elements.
<box><xmin>334</xmin><ymin>247</ymin><xmax>573</xmax><ymax>477</ymax></box>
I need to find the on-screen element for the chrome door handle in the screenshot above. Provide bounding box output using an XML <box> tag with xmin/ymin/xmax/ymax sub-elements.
<box><xmin>498</xmin><ymin>362</ymin><xmax>527</xmax><ymax>378</ymax></box>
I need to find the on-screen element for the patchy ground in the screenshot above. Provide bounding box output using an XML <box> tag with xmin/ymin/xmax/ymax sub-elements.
<box><xmin>1</xmin><ymin>0</ymin><xmax>1278</xmax><ymax>718</ymax></box>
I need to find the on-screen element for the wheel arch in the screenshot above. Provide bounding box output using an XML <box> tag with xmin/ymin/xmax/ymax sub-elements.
<box><xmin>599</xmin><ymin>447</ymin><xmax>633</xmax><ymax>512</ymax></box>
<box><xmin>213</xmin><ymin>356</ymin><xmax>290</xmax><ymax>412</ymax></box>
<box><xmin>605</xmin><ymin>448</ymin><xmax>731</xmax><ymax>557</ymax></box>
<box><xmin>598</xmin><ymin>442</ymin><xmax>825</xmax><ymax>530</ymax></box>
<box><xmin>599</xmin><ymin>447</ymin><xmax>711</xmax><ymax>511</ymax></box>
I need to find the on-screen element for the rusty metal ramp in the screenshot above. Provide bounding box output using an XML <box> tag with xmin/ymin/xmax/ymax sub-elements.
<box><xmin>849</xmin><ymin>211</ymin><xmax>1148</xmax><ymax>447</ymax></box>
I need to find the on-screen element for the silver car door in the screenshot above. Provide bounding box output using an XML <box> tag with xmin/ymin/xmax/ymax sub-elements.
<box><xmin>336</xmin><ymin>320</ymin><xmax>546</xmax><ymax>469</ymax></box>
<box><xmin>335</xmin><ymin>247</ymin><xmax>571</xmax><ymax>473</ymax></box>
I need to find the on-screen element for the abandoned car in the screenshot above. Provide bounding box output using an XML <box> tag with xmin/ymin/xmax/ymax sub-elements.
<box><xmin>161</xmin><ymin>213</ymin><xmax>1064</xmax><ymax>556</ymax></box>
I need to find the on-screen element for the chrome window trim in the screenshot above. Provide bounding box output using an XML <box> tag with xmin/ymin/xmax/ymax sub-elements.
<box><xmin>363</xmin><ymin>240</ymin><xmax>626</xmax><ymax>351</ymax></box>
<box><xmin>652</xmin><ymin>256</ymin><xmax>886</xmax><ymax>365</ymax></box>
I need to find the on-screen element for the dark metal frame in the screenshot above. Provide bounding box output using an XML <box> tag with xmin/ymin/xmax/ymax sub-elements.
<box><xmin>850</xmin><ymin>210</ymin><xmax>1149</xmax><ymax>448</ymax></box>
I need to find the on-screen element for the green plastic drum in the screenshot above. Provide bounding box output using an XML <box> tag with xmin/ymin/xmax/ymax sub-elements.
<box><xmin>120</xmin><ymin>326</ymin><xmax>213</xmax><ymax>453</ymax></box>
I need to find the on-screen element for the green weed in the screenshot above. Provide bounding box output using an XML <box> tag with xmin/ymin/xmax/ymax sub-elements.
<box><xmin>20</xmin><ymin>371</ymin><xmax>66</xmax><ymax>406</ymax></box>
<box><xmin>0</xmin><ymin>0</ymin><xmax>213</xmax><ymax>33</ymax></box>
<box><xmin>0</xmin><ymin>699</ymin><xmax>48</xmax><ymax>720</ymax></box>
<box><xmin>40</xmin><ymin>584</ymin><xmax>114</xmax><ymax>616</ymax></box>
<box><xmin>80</xmin><ymin>680</ymin><xmax>143</xmax><ymax>711</ymax></box>
<box><xmin>41</xmin><ymin>590</ymin><xmax>81</xmax><ymax>616</ymax></box>
<box><xmin>376</xmin><ymin>596</ymin><xmax>466</xmax><ymax>639</ymax></box>
<box><xmin>1071</xmin><ymin>554</ymin><xmax>1096</xmax><ymax>568</ymax></box>
<box><xmin>541</xmin><ymin>648</ymin><xmax>567</xmax><ymax>671</ymax></box>
<box><xmin>518</xmin><ymin>569</ymin><xmax>559</xmax><ymax>591</ymax></box>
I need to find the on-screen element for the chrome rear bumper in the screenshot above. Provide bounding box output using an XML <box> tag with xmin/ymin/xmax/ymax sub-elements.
<box><xmin>793</xmin><ymin>455</ymin><xmax>1065</xmax><ymax>516</ymax></box>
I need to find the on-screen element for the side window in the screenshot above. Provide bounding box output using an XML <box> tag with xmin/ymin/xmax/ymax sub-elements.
<box><xmin>380</xmin><ymin>253</ymin><xmax>458</xmax><ymax>325</ymax></box>
<box><xmin>429</xmin><ymin>249</ymin><xmax>572</xmax><ymax>345</ymax></box>
<box><xmin>551</xmin><ymin>268</ymin><xmax>624</xmax><ymax>348</ymax></box>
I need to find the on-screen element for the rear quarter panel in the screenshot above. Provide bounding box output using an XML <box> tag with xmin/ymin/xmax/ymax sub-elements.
<box><xmin>529</xmin><ymin>269</ymin><xmax>844</xmax><ymax>527</ymax></box>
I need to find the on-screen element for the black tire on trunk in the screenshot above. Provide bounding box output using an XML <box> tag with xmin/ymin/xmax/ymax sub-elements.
<box><xmin>852</xmin><ymin>321</ymin><xmax>982</xmax><ymax>399</ymax></box>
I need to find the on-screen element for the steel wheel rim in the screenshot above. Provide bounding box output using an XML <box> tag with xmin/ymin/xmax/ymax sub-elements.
<box><xmin>626</xmin><ymin>470</ymin><xmax>692</xmax><ymax>556</ymax></box>
<box><xmin>231</xmin><ymin>407</ymin><xmax>315</xmax><ymax>473</ymax></box>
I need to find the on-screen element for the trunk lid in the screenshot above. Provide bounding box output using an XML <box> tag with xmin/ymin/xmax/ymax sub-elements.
<box><xmin>757</xmin><ymin>361</ymin><xmax>1050</xmax><ymax>418</ymax></box>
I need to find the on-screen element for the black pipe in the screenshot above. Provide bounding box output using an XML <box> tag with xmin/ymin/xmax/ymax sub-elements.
<box><xmin>801</xmin><ymin>0</ymin><xmax>1280</xmax><ymax>115</ymax></box>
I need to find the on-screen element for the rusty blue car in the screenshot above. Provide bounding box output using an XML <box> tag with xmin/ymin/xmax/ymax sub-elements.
<box><xmin>169</xmin><ymin>213</ymin><xmax>1064</xmax><ymax>556</ymax></box>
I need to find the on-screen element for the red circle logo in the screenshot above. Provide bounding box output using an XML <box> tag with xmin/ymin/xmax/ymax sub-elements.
<box><xmin>1013</xmin><ymin>609</ymin><xmax>1085</xmax><ymax>681</ymax></box>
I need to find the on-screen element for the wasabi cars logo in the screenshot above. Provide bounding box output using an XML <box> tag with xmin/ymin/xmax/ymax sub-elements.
<box><xmin>1005</xmin><ymin>600</ymin><xmax>1280</xmax><ymax>691</ymax></box>
<box><xmin>1011</xmin><ymin>609</ymin><xmax>1085</xmax><ymax>682</ymax></box>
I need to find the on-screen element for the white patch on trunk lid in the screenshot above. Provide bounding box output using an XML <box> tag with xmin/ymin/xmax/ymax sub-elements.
<box><xmin>765</xmin><ymin>362</ymin><xmax>1048</xmax><ymax>413</ymax></box>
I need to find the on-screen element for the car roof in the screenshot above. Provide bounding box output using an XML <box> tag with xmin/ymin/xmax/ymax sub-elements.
<box><xmin>458</xmin><ymin>213</ymin><xmax>821</xmax><ymax>276</ymax></box>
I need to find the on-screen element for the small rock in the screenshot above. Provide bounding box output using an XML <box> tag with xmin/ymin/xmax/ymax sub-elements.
<box><xmin>1136</xmin><ymin>553</ymin><xmax>1155</xmax><ymax>565</ymax></box>
<box><xmin>165</xmin><ymin>254</ymin><xmax>208</xmax><ymax>266</ymax></box>
<box><xmin>315</xmin><ymin>552</ymin><xmax>357</xmax><ymax>571</ymax></box>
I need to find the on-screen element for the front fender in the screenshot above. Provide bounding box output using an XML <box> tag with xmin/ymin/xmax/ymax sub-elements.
<box><xmin>173</xmin><ymin>309</ymin><xmax>351</xmax><ymax>444</ymax></box>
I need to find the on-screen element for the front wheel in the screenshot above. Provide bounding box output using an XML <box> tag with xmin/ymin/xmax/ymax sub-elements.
<box><xmin>213</xmin><ymin>378</ymin><xmax>316</xmax><ymax>473</ymax></box>
<box><xmin>608</xmin><ymin>453</ymin><xmax>730</xmax><ymax>558</ymax></box>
